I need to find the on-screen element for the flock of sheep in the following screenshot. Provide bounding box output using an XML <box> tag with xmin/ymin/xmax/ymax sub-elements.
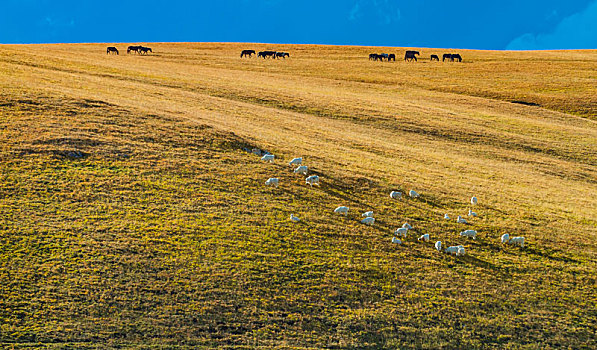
<box><xmin>252</xmin><ymin>149</ymin><xmax>525</xmax><ymax>256</ymax></box>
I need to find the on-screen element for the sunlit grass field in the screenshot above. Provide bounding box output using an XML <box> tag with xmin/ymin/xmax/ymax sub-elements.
<box><xmin>0</xmin><ymin>43</ymin><xmax>596</xmax><ymax>349</ymax></box>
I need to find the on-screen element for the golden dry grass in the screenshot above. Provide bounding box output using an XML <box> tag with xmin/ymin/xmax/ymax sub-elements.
<box><xmin>0</xmin><ymin>43</ymin><xmax>596</xmax><ymax>349</ymax></box>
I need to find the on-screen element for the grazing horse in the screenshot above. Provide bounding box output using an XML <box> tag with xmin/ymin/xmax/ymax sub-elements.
<box><xmin>388</xmin><ymin>54</ymin><xmax>396</xmax><ymax>61</ymax></box>
<box><xmin>127</xmin><ymin>45</ymin><xmax>142</xmax><ymax>54</ymax></box>
<box><xmin>430</xmin><ymin>54</ymin><xmax>439</xmax><ymax>61</ymax></box>
<box><xmin>276</xmin><ymin>52</ymin><xmax>290</xmax><ymax>58</ymax></box>
<box><xmin>107</xmin><ymin>47</ymin><xmax>119</xmax><ymax>55</ymax></box>
<box><xmin>369</xmin><ymin>54</ymin><xmax>384</xmax><ymax>61</ymax></box>
<box><xmin>258</xmin><ymin>51</ymin><xmax>277</xmax><ymax>59</ymax></box>
<box><xmin>451</xmin><ymin>53</ymin><xmax>462</xmax><ymax>62</ymax></box>
<box><xmin>442</xmin><ymin>53</ymin><xmax>452</xmax><ymax>62</ymax></box>
<box><xmin>240</xmin><ymin>50</ymin><xmax>255</xmax><ymax>58</ymax></box>
<box><xmin>404</xmin><ymin>50</ymin><xmax>419</xmax><ymax>62</ymax></box>
<box><xmin>379</xmin><ymin>53</ymin><xmax>389</xmax><ymax>61</ymax></box>
<box><xmin>139</xmin><ymin>47</ymin><xmax>152</xmax><ymax>54</ymax></box>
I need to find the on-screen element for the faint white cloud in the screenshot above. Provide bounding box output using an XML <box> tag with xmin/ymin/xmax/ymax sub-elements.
<box><xmin>348</xmin><ymin>0</ymin><xmax>401</xmax><ymax>25</ymax></box>
<box><xmin>507</xmin><ymin>0</ymin><xmax>597</xmax><ymax>49</ymax></box>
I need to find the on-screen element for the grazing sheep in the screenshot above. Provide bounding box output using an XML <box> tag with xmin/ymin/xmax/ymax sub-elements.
<box><xmin>334</xmin><ymin>206</ymin><xmax>349</xmax><ymax>215</ymax></box>
<box><xmin>471</xmin><ymin>196</ymin><xmax>478</xmax><ymax>205</ymax></box>
<box><xmin>290</xmin><ymin>214</ymin><xmax>300</xmax><ymax>222</ymax></box>
<box><xmin>402</xmin><ymin>222</ymin><xmax>412</xmax><ymax>229</ymax></box>
<box><xmin>445</xmin><ymin>245</ymin><xmax>464</xmax><ymax>255</ymax></box>
<box><xmin>390</xmin><ymin>191</ymin><xmax>402</xmax><ymax>199</ymax></box>
<box><xmin>361</xmin><ymin>217</ymin><xmax>375</xmax><ymax>225</ymax></box>
<box><xmin>265</xmin><ymin>178</ymin><xmax>279</xmax><ymax>187</ymax></box>
<box><xmin>289</xmin><ymin>157</ymin><xmax>302</xmax><ymax>166</ymax></box>
<box><xmin>509</xmin><ymin>236</ymin><xmax>525</xmax><ymax>247</ymax></box>
<box><xmin>457</xmin><ymin>247</ymin><xmax>466</xmax><ymax>256</ymax></box>
<box><xmin>305</xmin><ymin>175</ymin><xmax>320</xmax><ymax>186</ymax></box>
<box><xmin>468</xmin><ymin>209</ymin><xmax>477</xmax><ymax>217</ymax></box>
<box><xmin>444</xmin><ymin>213</ymin><xmax>450</xmax><ymax>220</ymax></box>
<box><xmin>501</xmin><ymin>233</ymin><xmax>510</xmax><ymax>244</ymax></box>
<box><xmin>435</xmin><ymin>241</ymin><xmax>442</xmax><ymax>252</ymax></box>
<box><xmin>395</xmin><ymin>227</ymin><xmax>408</xmax><ymax>237</ymax></box>
<box><xmin>456</xmin><ymin>216</ymin><xmax>467</xmax><ymax>224</ymax></box>
<box><xmin>418</xmin><ymin>234</ymin><xmax>430</xmax><ymax>242</ymax></box>
<box><xmin>460</xmin><ymin>230</ymin><xmax>477</xmax><ymax>239</ymax></box>
<box><xmin>362</xmin><ymin>211</ymin><xmax>374</xmax><ymax>218</ymax></box>
<box><xmin>391</xmin><ymin>237</ymin><xmax>402</xmax><ymax>244</ymax></box>
<box><xmin>409</xmin><ymin>190</ymin><xmax>419</xmax><ymax>198</ymax></box>
<box><xmin>261</xmin><ymin>154</ymin><xmax>275</xmax><ymax>162</ymax></box>
<box><xmin>294</xmin><ymin>165</ymin><xmax>308</xmax><ymax>175</ymax></box>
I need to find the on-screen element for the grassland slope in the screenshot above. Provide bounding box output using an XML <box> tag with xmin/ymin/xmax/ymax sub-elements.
<box><xmin>0</xmin><ymin>43</ymin><xmax>596</xmax><ymax>349</ymax></box>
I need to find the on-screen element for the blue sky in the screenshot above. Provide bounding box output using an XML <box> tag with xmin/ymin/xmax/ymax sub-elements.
<box><xmin>1</xmin><ymin>0</ymin><xmax>596</xmax><ymax>49</ymax></box>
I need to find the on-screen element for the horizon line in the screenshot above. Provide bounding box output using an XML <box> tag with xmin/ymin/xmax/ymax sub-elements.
<box><xmin>0</xmin><ymin>41</ymin><xmax>595</xmax><ymax>52</ymax></box>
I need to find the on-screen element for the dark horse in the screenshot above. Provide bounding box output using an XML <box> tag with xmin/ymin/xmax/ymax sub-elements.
<box><xmin>388</xmin><ymin>54</ymin><xmax>396</xmax><ymax>61</ymax></box>
<box><xmin>276</xmin><ymin>52</ymin><xmax>290</xmax><ymax>59</ymax></box>
<box><xmin>139</xmin><ymin>47</ymin><xmax>152</xmax><ymax>54</ymax></box>
<box><xmin>443</xmin><ymin>53</ymin><xmax>462</xmax><ymax>62</ymax></box>
<box><xmin>240</xmin><ymin>50</ymin><xmax>255</xmax><ymax>58</ymax></box>
<box><xmin>107</xmin><ymin>47</ymin><xmax>119</xmax><ymax>55</ymax></box>
<box><xmin>258</xmin><ymin>51</ymin><xmax>277</xmax><ymax>59</ymax></box>
<box><xmin>404</xmin><ymin>50</ymin><xmax>419</xmax><ymax>62</ymax></box>
<box><xmin>369</xmin><ymin>53</ymin><xmax>384</xmax><ymax>61</ymax></box>
<box><xmin>127</xmin><ymin>45</ymin><xmax>142</xmax><ymax>54</ymax></box>
<box><xmin>430</xmin><ymin>54</ymin><xmax>439</xmax><ymax>61</ymax></box>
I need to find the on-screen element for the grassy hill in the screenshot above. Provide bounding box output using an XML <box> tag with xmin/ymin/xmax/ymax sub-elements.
<box><xmin>0</xmin><ymin>43</ymin><xmax>596</xmax><ymax>349</ymax></box>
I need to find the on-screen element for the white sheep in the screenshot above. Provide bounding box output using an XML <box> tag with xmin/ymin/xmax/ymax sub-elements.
<box><xmin>390</xmin><ymin>191</ymin><xmax>402</xmax><ymax>199</ymax></box>
<box><xmin>418</xmin><ymin>234</ymin><xmax>430</xmax><ymax>242</ymax></box>
<box><xmin>391</xmin><ymin>237</ymin><xmax>402</xmax><ymax>244</ymax></box>
<box><xmin>444</xmin><ymin>213</ymin><xmax>450</xmax><ymax>220</ymax></box>
<box><xmin>395</xmin><ymin>227</ymin><xmax>408</xmax><ymax>237</ymax></box>
<box><xmin>468</xmin><ymin>209</ymin><xmax>477</xmax><ymax>217</ymax></box>
<box><xmin>435</xmin><ymin>241</ymin><xmax>442</xmax><ymax>252</ymax></box>
<box><xmin>265</xmin><ymin>178</ymin><xmax>279</xmax><ymax>187</ymax></box>
<box><xmin>361</xmin><ymin>217</ymin><xmax>375</xmax><ymax>225</ymax></box>
<box><xmin>509</xmin><ymin>236</ymin><xmax>525</xmax><ymax>247</ymax></box>
<box><xmin>402</xmin><ymin>222</ymin><xmax>412</xmax><ymax>229</ymax></box>
<box><xmin>501</xmin><ymin>233</ymin><xmax>510</xmax><ymax>244</ymax></box>
<box><xmin>471</xmin><ymin>196</ymin><xmax>478</xmax><ymax>205</ymax></box>
<box><xmin>261</xmin><ymin>154</ymin><xmax>275</xmax><ymax>162</ymax></box>
<box><xmin>362</xmin><ymin>211</ymin><xmax>374</xmax><ymax>218</ymax></box>
<box><xmin>457</xmin><ymin>247</ymin><xmax>466</xmax><ymax>256</ymax></box>
<box><xmin>290</xmin><ymin>214</ymin><xmax>300</xmax><ymax>222</ymax></box>
<box><xmin>445</xmin><ymin>245</ymin><xmax>464</xmax><ymax>255</ymax></box>
<box><xmin>305</xmin><ymin>175</ymin><xmax>320</xmax><ymax>186</ymax></box>
<box><xmin>409</xmin><ymin>190</ymin><xmax>419</xmax><ymax>198</ymax></box>
<box><xmin>334</xmin><ymin>206</ymin><xmax>349</xmax><ymax>215</ymax></box>
<box><xmin>289</xmin><ymin>157</ymin><xmax>302</xmax><ymax>166</ymax></box>
<box><xmin>456</xmin><ymin>216</ymin><xmax>467</xmax><ymax>224</ymax></box>
<box><xmin>460</xmin><ymin>230</ymin><xmax>477</xmax><ymax>239</ymax></box>
<box><xmin>294</xmin><ymin>165</ymin><xmax>308</xmax><ymax>175</ymax></box>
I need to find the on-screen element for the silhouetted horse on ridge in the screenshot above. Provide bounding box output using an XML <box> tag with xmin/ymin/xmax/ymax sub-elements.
<box><xmin>404</xmin><ymin>50</ymin><xmax>419</xmax><ymax>62</ymax></box>
<box><xmin>430</xmin><ymin>54</ymin><xmax>439</xmax><ymax>61</ymax></box>
<box><xmin>240</xmin><ymin>50</ymin><xmax>255</xmax><ymax>58</ymax></box>
<box><xmin>127</xmin><ymin>46</ymin><xmax>142</xmax><ymax>54</ymax></box>
<box><xmin>107</xmin><ymin>47</ymin><xmax>119</xmax><ymax>55</ymax></box>
<box><xmin>258</xmin><ymin>51</ymin><xmax>277</xmax><ymax>59</ymax></box>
